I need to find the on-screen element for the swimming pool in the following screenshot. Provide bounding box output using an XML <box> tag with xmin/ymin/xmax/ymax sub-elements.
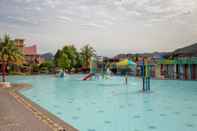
<box><xmin>9</xmin><ymin>75</ymin><xmax>197</xmax><ymax>131</ymax></box>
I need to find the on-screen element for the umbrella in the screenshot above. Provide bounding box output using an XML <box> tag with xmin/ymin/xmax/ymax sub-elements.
<box><xmin>116</xmin><ymin>59</ymin><xmax>136</xmax><ymax>68</ymax></box>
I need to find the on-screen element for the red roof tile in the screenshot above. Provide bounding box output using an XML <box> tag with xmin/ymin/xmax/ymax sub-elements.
<box><xmin>23</xmin><ymin>45</ymin><xmax>37</xmax><ymax>55</ymax></box>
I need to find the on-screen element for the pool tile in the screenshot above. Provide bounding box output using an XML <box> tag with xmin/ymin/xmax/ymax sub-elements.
<box><xmin>133</xmin><ymin>129</ymin><xmax>140</xmax><ymax>131</ymax></box>
<box><xmin>186</xmin><ymin>123</ymin><xmax>194</xmax><ymax>128</ymax></box>
<box><xmin>97</xmin><ymin>110</ymin><xmax>104</xmax><ymax>113</ymax></box>
<box><xmin>119</xmin><ymin>105</ymin><xmax>124</xmax><ymax>109</ymax></box>
<box><xmin>87</xmin><ymin>129</ymin><xmax>96</xmax><ymax>131</ymax></box>
<box><xmin>192</xmin><ymin>113</ymin><xmax>197</xmax><ymax>117</ymax></box>
<box><xmin>57</xmin><ymin>112</ymin><xmax>62</xmax><ymax>115</ymax></box>
<box><xmin>146</xmin><ymin>109</ymin><xmax>153</xmax><ymax>112</ymax></box>
<box><xmin>133</xmin><ymin>115</ymin><xmax>141</xmax><ymax>119</ymax></box>
<box><xmin>76</xmin><ymin>107</ymin><xmax>81</xmax><ymax>111</ymax></box>
<box><xmin>143</xmin><ymin>100</ymin><xmax>149</xmax><ymax>103</ymax></box>
<box><xmin>72</xmin><ymin>116</ymin><xmax>79</xmax><ymax>120</ymax></box>
<box><xmin>187</xmin><ymin>106</ymin><xmax>193</xmax><ymax>109</ymax></box>
<box><xmin>159</xmin><ymin>113</ymin><xmax>166</xmax><ymax>116</ymax></box>
<box><xmin>53</xmin><ymin>105</ymin><xmax>59</xmax><ymax>108</ymax></box>
<box><xmin>148</xmin><ymin>125</ymin><xmax>157</xmax><ymax>130</ymax></box>
<box><xmin>104</xmin><ymin>120</ymin><xmax>111</xmax><ymax>124</ymax></box>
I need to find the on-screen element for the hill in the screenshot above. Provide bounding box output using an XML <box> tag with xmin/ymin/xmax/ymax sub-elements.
<box><xmin>41</xmin><ymin>53</ymin><xmax>54</xmax><ymax>61</ymax></box>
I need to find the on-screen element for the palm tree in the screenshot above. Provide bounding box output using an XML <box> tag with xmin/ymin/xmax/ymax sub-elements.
<box><xmin>0</xmin><ymin>34</ymin><xmax>23</xmax><ymax>82</ymax></box>
<box><xmin>81</xmin><ymin>44</ymin><xmax>96</xmax><ymax>69</ymax></box>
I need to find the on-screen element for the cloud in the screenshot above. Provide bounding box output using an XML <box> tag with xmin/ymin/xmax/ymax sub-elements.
<box><xmin>111</xmin><ymin>0</ymin><xmax>197</xmax><ymax>21</ymax></box>
<box><xmin>24</xmin><ymin>6</ymin><xmax>42</xmax><ymax>11</ymax></box>
<box><xmin>57</xmin><ymin>16</ymin><xmax>72</xmax><ymax>22</ymax></box>
<box><xmin>1</xmin><ymin>0</ymin><xmax>197</xmax><ymax>56</ymax></box>
<box><xmin>7</xmin><ymin>16</ymin><xmax>39</xmax><ymax>25</ymax></box>
<box><xmin>102</xmin><ymin>20</ymin><xmax>115</xmax><ymax>25</ymax></box>
<box><xmin>80</xmin><ymin>23</ymin><xmax>105</xmax><ymax>28</ymax></box>
<box><xmin>42</xmin><ymin>0</ymin><xmax>61</xmax><ymax>8</ymax></box>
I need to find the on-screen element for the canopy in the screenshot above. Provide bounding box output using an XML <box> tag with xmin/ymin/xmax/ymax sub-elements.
<box><xmin>116</xmin><ymin>59</ymin><xmax>136</xmax><ymax>68</ymax></box>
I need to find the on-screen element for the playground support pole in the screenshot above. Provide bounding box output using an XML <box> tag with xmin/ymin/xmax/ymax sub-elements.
<box><xmin>142</xmin><ymin>59</ymin><xmax>151</xmax><ymax>92</ymax></box>
<box><xmin>141</xmin><ymin>61</ymin><xmax>145</xmax><ymax>91</ymax></box>
<box><xmin>142</xmin><ymin>77</ymin><xmax>145</xmax><ymax>91</ymax></box>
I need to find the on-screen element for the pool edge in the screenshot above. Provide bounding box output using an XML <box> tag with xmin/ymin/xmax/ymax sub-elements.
<box><xmin>9</xmin><ymin>84</ymin><xmax>78</xmax><ymax>131</ymax></box>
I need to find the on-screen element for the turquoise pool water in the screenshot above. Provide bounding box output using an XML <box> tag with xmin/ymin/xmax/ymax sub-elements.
<box><xmin>9</xmin><ymin>75</ymin><xmax>197</xmax><ymax>131</ymax></box>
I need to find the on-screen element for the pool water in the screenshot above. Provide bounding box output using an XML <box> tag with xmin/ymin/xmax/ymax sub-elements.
<box><xmin>9</xmin><ymin>75</ymin><xmax>197</xmax><ymax>131</ymax></box>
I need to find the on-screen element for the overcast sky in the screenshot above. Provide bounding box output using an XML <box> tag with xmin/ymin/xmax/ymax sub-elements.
<box><xmin>0</xmin><ymin>0</ymin><xmax>197</xmax><ymax>56</ymax></box>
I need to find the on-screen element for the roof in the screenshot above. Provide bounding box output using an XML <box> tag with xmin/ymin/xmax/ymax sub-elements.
<box><xmin>173</xmin><ymin>43</ymin><xmax>197</xmax><ymax>57</ymax></box>
<box><xmin>23</xmin><ymin>45</ymin><xmax>37</xmax><ymax>55</ymax></box>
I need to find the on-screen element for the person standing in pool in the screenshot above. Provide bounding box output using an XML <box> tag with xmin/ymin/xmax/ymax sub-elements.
<box><xmin>125</xmin><ymin>73</ymin><xmax>128</xmax><ymax>85</ymax></box>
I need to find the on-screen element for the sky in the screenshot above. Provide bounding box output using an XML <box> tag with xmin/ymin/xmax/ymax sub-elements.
<box><xmin>0</xmin><ymin>0</ymin><xmax>197</xmax><ymax>57</ymax></box>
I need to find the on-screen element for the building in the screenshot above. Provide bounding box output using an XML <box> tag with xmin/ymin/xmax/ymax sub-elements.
<box><xmin>15</xmin><ymin>39</ymin><xmax>41</xmax><ymax>65</ymax></box>
<box><xmin>155</xmin><ymin>55</ymin><xmax>197</xmax><ymax>80</ymax></box>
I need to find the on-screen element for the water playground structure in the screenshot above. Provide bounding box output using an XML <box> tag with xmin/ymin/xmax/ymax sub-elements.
<box><xmin>82</xmin><ymin>57</ymin><xmax>112</xmax><ymax>80</ymax></box>
<box><xmin>82</xmin><ymin>57</ymin><xmax>152</xmax><ymax>92</ymax></box>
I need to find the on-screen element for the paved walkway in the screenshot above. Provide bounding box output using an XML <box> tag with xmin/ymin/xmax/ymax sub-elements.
<box><xmin>0</xmin><ymin>85</ymin><xmax>77</xmax><ymax>131</ymax></box>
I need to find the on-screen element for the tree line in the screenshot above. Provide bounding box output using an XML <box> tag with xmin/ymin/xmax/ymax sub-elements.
<box><xmin>0</xmin><ymin>34</ymin><xmax>96</xmax><ymax>82</ymax></box>
<box><xmin>54</xmin><ymin>44</ymin><xmax>96</xmax><ymax>72</ymax></box>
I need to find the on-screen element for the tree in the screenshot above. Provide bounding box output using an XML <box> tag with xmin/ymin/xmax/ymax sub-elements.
<box><xmin>62</xmin><ymin>45</ymin><xmax>77</xmax><ymax>69</ymax></box>
<box><xmin>0</xmin><ymin>34</ymin><xmax>23</xmax><ymax>82</ymax></box>
<box><xmin>39</xmin><ymin>60</ymin><xmax>54</xmax><ymax>72</ymax></box>
<box><xmin>80</xmin><ymin>44</ymin><xmax>96</xmax><ymax>69</ymax></box>
<box><xmin>57</xmin><ymin>52</ymin><xmax>70</xmax><ymax>70</ymax></box>
<box><xmin>31</xmin><ymin>64</ymin><xmax>40</xmax><ymax>73</ymax></box>
<box><xmin>74</xmin><ymin>52</ymin><xmax>82</xmax><ymax>69</ymax></box>
<box><xmin>54</xmin><ymin>45</ymin><xmax>82</xmax><ymax>72</ymax></box>
<box><xmin>54</xmin><ymin>49</ymin><xmax>62</xmax><ymax>67</ymax></box>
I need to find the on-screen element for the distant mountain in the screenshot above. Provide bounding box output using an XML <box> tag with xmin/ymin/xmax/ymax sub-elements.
<box><xmin>41</xmin><ymin>53</ymin><xmax>54</xmax><ymax>61</ymax></box>
<box><xmin>173</xmin><ymin>43</ymin><xmax>197</xmax><ymax>56</ymax></box>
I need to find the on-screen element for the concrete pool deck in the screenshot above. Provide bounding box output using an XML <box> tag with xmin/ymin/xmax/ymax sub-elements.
<box><xmin>0</xmin><ymin>83</ymin><xmax>78</xmax><ymax>131</ymax></box>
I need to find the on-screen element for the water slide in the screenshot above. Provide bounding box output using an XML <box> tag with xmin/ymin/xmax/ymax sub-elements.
<box><xmin>82</xmin><ymin>73</ymin><xmax>94</xmax><ymax>80</ymax></box>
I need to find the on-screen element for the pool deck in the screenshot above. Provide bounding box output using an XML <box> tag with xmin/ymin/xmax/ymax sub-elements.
<box><xmin>0</xmin><ymin>83</ymin><xmax>78</xmax><ymax>131</ymax></box>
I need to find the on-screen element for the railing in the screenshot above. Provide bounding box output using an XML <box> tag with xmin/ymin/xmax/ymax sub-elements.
<box><xmin>157</xmin><ymin>58</ymin><xmax>197</xmax><ymax>64</ymax></box>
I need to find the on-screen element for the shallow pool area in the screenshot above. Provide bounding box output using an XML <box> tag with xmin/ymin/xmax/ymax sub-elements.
<box><xmin>9</xmin><ymin>75</ymin><xmax>197</xmax><ymax>131</ymax></box>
